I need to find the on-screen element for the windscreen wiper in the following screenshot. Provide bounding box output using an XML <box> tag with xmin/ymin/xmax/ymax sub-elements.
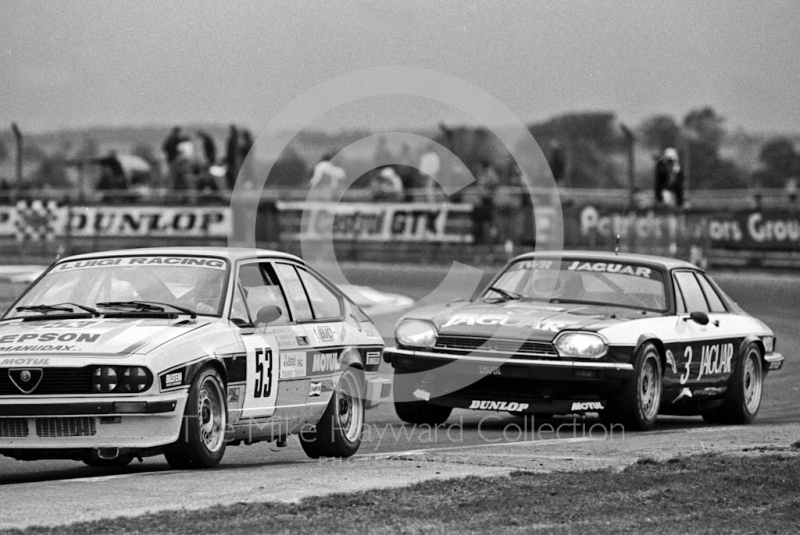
<box><xmin>96</xmin><ymin>301</ymin><xmax>197</xmax><ymax>318</ymax></box>
<box><xmin>486</xmin><ymin>287</ymin><xmax>522</xmax><ymax>301</ymax></box>
<box><xmin>16</xmin><ymin>303</ymin><xmax>99</xmax><ymax>316</ymax></box>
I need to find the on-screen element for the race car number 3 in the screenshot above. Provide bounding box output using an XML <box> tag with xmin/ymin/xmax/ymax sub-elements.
<box><xmin>254</xmin><ymin>348</ymin><xmax>273</xmax><ymax>398</ymax></box>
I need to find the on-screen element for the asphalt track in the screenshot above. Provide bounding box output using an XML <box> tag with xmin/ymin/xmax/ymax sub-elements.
<box><xmin>0</xmin><ymin>265</ymin><xmax>798</xmax><ymax>529</ymax></box>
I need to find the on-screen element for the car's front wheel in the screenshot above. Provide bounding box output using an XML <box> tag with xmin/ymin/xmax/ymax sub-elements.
<box><xmin>392</xmin><ymin>369</ymin><xmax>452</xmax><ymax>426</ymax></box>
<box><xmin>301</xmin><ymin>367</ymin><xmax>365</xmax><ymax>459</ymax></box>
<box><xmin>164</xmin><ymin>365</ymin><xmax>227</xmax><ymax>469</ymax></box>
<box><xmin>603</xmin><ymin>342</ymin><xmax>662</xmax><ymax>431</ymax></box>
<box><xmin>702</xmin><ymin>343</ymin><xmax>763</xmax><ymax>425</ymax></box>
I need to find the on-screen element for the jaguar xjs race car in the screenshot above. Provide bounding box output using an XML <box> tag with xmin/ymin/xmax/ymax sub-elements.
<box><xmin>0</xmin><ymin>247</ymin><xmax>389</xmax><ymax>468</ymax></box>
<box><xmin>385</xmin><ymin>251</ymin><xmax>784</xmax><ymax>430</ymax></box>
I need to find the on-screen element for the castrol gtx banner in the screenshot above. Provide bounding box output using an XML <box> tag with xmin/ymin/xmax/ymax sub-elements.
<box><xmin>277</xmin><ymin>202</ymin><xmax>474</xmax><ymax>243</ymax></box>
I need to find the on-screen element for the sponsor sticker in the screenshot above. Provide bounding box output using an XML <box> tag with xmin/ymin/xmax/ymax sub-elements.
<box><xmin>309</xmin><ymin>352</ymin><xmax>338</xmax><ymax>375</ymax></box>
<box><xmin>365</xmin><ymin>351</ymin><xmax>381</xmax><ymax>366</ymax></box>
<box><xmin>570</xmin><ymin>401</ymin><xmax>604</xmax><ymax>411</ymax></box>
<box><xmin>309</xmin><ymin>382</ymin><xmax>322</xmax><ymax>397</ymax></box>
<box><xmin>164</xmin><ymin>372</ymin><xmax>183</xmax><ymax>388</ymax></box>
<box><xmin>280</xmin><ymin>352</ymin><xmax>307</xmax><ymax>378</ymax></box>
<box><xmin>0</xmin><ymin>357</ymin><xmax>50</xmax><ymax>366</ymax></box>
<box><xmin>478</xmin><ymin>365</ymin><xmax>501</xmax><ymax>376</ymax></box>
<box><xmin>54</xmin><ymin>256</ymin><xmax>227</xmax><ymax>271</ymax></box>
<box><xmin>227</xmin><ymin>386</ymin><xmax>241</xmax><ymax>403</ymax></box>
<box><xmin>566</xmin><ymin>260</ymin><xmax>652</xmax><ymax>279</ymax></box>
<box><xmin>315</xmin><ymin>326</ymin><xmax>336</xmax><ymax>343</ymax></box>
<box><xmin>469</xmin><ymin>400</ymin><xmax>529</xmax><ymax>412</ymax></box>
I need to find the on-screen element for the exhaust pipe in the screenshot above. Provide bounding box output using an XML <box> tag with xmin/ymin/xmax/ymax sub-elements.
<box><xmin>97</xmin><ymin>448</ymin><xmax>119</xmax><ymax>460</ymax></box>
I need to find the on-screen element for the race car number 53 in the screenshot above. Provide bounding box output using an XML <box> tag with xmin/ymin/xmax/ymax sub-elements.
<box><xmin>254</xmin><ymin>348</ymin><xmax>273</xmax><ymax>398</ymax></box>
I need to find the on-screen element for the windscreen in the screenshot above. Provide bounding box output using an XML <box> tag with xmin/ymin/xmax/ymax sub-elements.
<box><xmin>485</xmin><ymin>259</ymin><xmax>667</xmax><ymax>311</ymax></box>
<box><xmin>8</xmin><ymin>256</ymin><xmax>229</xmax><ymax>317</ymax></box>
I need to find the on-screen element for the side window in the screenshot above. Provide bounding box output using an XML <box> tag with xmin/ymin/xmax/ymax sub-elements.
<box><xmin>230</xmin><ymin>284</ymin><xmax>252</xmax><ymax>326</ymax></box>
<box><xmin>673</xmin><ymin>280</ymin><xmax>687</xmax><ymax>314</ymax></box>
<box><xmin>297</xmin><ymin>268</ymin><xmax>343</xmax><ymax>319</ymax></box>
<box><xmin>697</xmin><ymin>274</ymin><xmax>727</xmax><ymax>313</ymax></box>
<box><xmin>237</xmin><ymin>263</ymin><xmax>292</xmax><ymax>326</ymax></box>
<box><xmin>673</xmin><ymin>272</ymin><xmax>709</xmax><ymax>313</ymax></box>
<box><xmin>275</xmin><ymin>264</ymin><xmax>314</xmax><ymax>321</ymax></box>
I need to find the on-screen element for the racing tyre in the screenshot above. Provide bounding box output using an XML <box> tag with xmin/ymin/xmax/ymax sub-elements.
<box><xmin>702</xmin><ymin>343</ymin><xmax>763</xmax><ymax>425</ymax></box>
<box><xmin>82</xmin><ymin>455</ymin><xmax>133</xmax><ymax>468</ymax></box>
<box><xmin>603</xmin><ymin>342</ymin><xmax>662</xmax><ymax>431</ymax></box>
<box><xmin>392</xmin><ymin>369</ymin><xmax>452</xmax><ymax>426</ymax></box>
<box><xmin>301</xmin><ymin>367</ymin><xmax>364</xmax><ymax>459</ymax></box>
<box><xmin>164</xmin><ymin>366</ymin><xmax>227</xmax><ymax>469</ymax></box>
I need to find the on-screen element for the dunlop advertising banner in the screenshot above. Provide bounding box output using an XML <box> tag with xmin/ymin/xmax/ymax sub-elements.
<box><xmin>0</xmin><ymin>202</ymin><xmax>231</xmax><ymax>241</ymax></box>
<box><xmin>276</xmin><ymin>202</ymin><xmax>475</xmax><ymax>243</ymax></box>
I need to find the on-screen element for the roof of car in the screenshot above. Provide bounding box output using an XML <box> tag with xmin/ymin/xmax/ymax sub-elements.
<box><xmin>57</xmin><ymin>247</ymin><xmax>303</xmax><ymax>264</ymax></box>
<box><xmin>513</xmin><ymin>250</ymin><xmax>700</xmax><ymax>271</ymax></box>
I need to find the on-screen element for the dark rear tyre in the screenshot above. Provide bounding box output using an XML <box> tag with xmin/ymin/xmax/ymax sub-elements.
<box><xmin>82</xmin><ymin>455</ymin><xmax>133</xmax><ymax>468</ymax></box>
<box><xmin>164</xmin><ymin>366</ymin><xmax>227</xmax><ymax>469</ymax></box>
<box><xmin>702</xmin><ymin>343</ymin><xmax>763</xmax><ymax>425</ymax></box>
<box><xmin>603</xmin><ymin>342</ymin><xmax>662</xmax><ymax>431</ymax></box>
<box><xmin>301</xmin><ymin>367</ymin><xmax>365</xmax><ymax>459</ymax></box>
<box><xmin>392</xmin><ymin>369</ymin><xmax>452</xmax><ymax>426</ymax></box>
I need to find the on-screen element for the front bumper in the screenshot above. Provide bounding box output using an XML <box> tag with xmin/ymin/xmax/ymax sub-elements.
<box><xmin>364</xmin><ymin>372</ymin><xmax>392</xmax><ymax>409</ymax></box>
<box><xmin>765</xmin><ymin>352</ymin><xmax>784</xmax><ymax>371</ymax></box>
<box><xmin>0</xmin><ymin>394</ymin><xmax>187</xmax><ymax>449</ymax></box>
<box><xmin>384</xmin><ymin>347</ymin><xmax>634</xmax><ymax>381</ymax></box>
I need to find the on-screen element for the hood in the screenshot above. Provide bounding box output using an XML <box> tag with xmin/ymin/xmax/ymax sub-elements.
<box><xmin>403</xmin><ymin>299</ymin><xmax>637</xmax><ymax>341</ymax></box>
<box><xmin>0</xmin><ymin>316</ymin><xmax>210</xmax><ymax>358</ymax></box>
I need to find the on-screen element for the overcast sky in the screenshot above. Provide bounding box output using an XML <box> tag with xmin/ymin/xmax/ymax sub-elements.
<box><xmin>3</xmin><ymin>0</ymin><xmax>800</xmax><ymax>134</ymax></box>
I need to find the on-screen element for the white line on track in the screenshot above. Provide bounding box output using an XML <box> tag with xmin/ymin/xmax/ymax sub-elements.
<box><xmin>355</xmin><ymin>436</ymin><xmax>602</xmax><ymax>459</ymax></box>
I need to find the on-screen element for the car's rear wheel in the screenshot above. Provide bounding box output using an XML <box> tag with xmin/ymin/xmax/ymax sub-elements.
<box><xmin>702</xmin><ymin>343</ymin><xmax>763</xmax><ymax>425</ymax></box>
<box><xmin>164</xmin><ymin>365</ymin><xmax>227</xmax><ymax>469</ymax></box>
<box><xmin>392</xmin><ymin>369</ymin><xmax>452</xmax><ymax>426</ymax></box>
<box><xmin>603</xmin><ymin>342</ymin><xmax>662</xmax><ymax>431</ymax></box>
<box><xmin>301</xmin><ymin>367</ymin><xmax>364</xmax><ymax>459</ymax></box>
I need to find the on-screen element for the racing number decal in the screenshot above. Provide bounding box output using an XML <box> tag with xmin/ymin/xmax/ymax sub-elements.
<box><xmin>253</xmin><ymin>348</ymin><xmax>273</xmax><ymax>399</ymax></box>
<box><xmin>680</xmin><ymin>346</ymin><xmax>693</xmax><ymax>385</ymax></box>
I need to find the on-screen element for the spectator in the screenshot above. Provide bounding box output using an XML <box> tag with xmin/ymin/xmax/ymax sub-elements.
<box><xmin>196</xmin><ymin>130</ymin><xmax>217</xmax><ymax>166</ymax></box>
<box><xmin>309</xmin><ymin>152</ymin><xmax>346</xmax><ymax>201</ymax></box>
<box><xmin>370</xmin><ymin>167</ymin><xmax>404</xmax><ymax>202</ymax></box>
<box><xmin>224</xmin><ymin>125</ymin><xmax>239</xmax><ymax>190</ymax></box>
<box><xmin>654</xmin><ymin>147</ymin><xmax>685</xmax><ymax>208</ymax></box>
<box><xmin>162</xmin><ymin>126</ymin><xmax>186</xmax><ymax>165</ymax></box>
<box><xmin>239</xmin><ymin>129</ymin><xmax>254</xmax><ymax>162</ymax></box>
<box><xmin>96</xmin><ymin>151</ymin><xmax>128</xmax><ymax>203</ymax></box>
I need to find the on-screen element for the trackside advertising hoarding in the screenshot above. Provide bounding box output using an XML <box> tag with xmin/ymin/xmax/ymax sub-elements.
<box><xmin>708</xmin><ymin>211</ymin><xmax>800</xmax><ymax>251</ymax></box>
<box><xmin>1</xmin><ymin>203</ymin><xmax>231</xmax><ymax>240</ymax></box>
<box><xmin>276</xmin><ymin>202</ymin><xmax>475</xmax><ymax>243</ymax></box>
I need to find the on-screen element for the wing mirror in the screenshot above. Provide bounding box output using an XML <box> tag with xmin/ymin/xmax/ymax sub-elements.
<box><xmin>684</xmin><ymin>311</ymin><xmax>710</xmax><ymax>325</ymax></box>
<box><xmin>255</xmin><ymin>305</ymin><xmax>282</xmax><ymax>326</ymax></box>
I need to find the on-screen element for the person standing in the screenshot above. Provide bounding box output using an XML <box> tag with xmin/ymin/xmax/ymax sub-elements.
<box><xmin>224</xmin><ymin>125</ymin><xmax>239</xmax><ymax>190</ymax></box>
<box><xmin>654</xmin><ymin>148</ymin><xmax>685</xmax><ymax>207</ymax></box>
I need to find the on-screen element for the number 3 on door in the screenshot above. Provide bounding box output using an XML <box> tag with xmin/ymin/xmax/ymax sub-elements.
<box><xmin>254</xmin><ymin>348</ymin><xmax>272</xmax><ymax>398</ymax></box>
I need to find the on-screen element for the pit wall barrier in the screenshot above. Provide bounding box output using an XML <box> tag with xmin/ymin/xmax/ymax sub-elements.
<box><xmin>1</xmin><ymin>201</ymin><xmax>798</xmax><ymax>269</ymax></box>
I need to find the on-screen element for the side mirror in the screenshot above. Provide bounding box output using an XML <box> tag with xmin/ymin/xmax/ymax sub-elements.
<box><xmin>686</xmin><ymin>311</ymin><xmax>710</xmax><ymax>325</ymax></box>
<box><xmin>255</xmin><ymin>305</ymin><xmax>282</xmax><ymax>326</ymax></box>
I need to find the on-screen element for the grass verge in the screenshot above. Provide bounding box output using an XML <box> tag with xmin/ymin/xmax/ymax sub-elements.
<box><xmin>4</xmin><ymin>453</ymin><xmax>800</xmax><ymax>535</ymax></box>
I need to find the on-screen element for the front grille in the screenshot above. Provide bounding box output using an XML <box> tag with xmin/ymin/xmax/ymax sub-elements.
<box><xmin>0</xmin><ymin>419</ymin><xmax>29</xmax><ymax>438</ymax></box>
<box><xmin>35</xmin><ymin>417</ymin><xmax>96</xmax><ymax>438</ymax></box>
<box><xmin>0</xmin><ymin>368</ymin><xmax>95</xmax><ymax>396</ymax></box>
<box><xmin>435</xmin><ymin>336</ymin><xmax>558</xmax><ymax>358</ymax></box>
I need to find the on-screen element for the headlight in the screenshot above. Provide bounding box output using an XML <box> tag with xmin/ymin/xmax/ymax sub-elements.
<box><xmin>396</xmin><ymin>321</ymin><xmax>437</xmax><ymax>348</ymax></box>
<box><xmin>121</xmin><ymin>367</ymin><xmax>152</xmax><ymax>393</ymax></box>
<box><xmin>554</xmin><ymin>332</ymin><xmax>607</xmax><ymax>359</ymax></box>
<box><xmin>93</xmin><ymin>366</ymin><xmax>119</xmax><ymax>393</ymax></box>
